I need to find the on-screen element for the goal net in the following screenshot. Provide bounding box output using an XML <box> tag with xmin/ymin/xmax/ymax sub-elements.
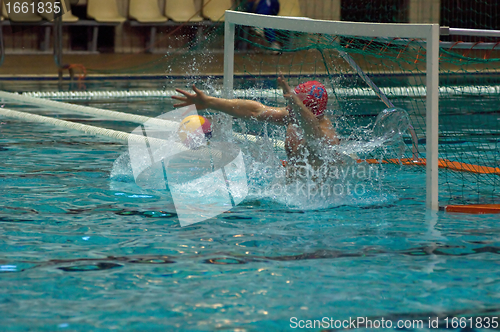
<box><xmin>223</xmin><ymin>10</ymin><xmax>500</xmax><ymax>209</ymax></box>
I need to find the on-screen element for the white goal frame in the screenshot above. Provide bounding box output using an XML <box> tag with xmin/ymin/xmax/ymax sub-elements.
<box><xmin>223</xmin><ymin>10</ymin><xmax>440</xmax><ymax>211</ymax></box>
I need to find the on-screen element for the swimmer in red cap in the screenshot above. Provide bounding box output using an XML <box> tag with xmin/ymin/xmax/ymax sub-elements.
<box><xmin>172</xmin><ymin>74</ymin><xmax>339</xmax><ymax>173</ymax></box>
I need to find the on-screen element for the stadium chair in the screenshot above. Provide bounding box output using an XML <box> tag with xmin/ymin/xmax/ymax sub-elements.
<box><xmin>165</xmin><ymin>0</ymin><xmax>203</xmax><ymax>22</ymax></box>
<box><xmin>87</xmin><ymin>0</ymin><xmax>126</xmax><ymax>23</ymax></box>
<box><xmin>202</xmin><ymin>0</ymin><xmax>232</xmax><ymax>22</ymax></box>
<box><xmin>128</xmin><ymin>0</ymin><xmax>168</xmax><ymax>53</ymax></box>
<box><xmin>278</xmin><ymin>0</ymin><xmax>303</xmax><ymax>17</ymax></box>
<box><xmin>0</xmin><ymin>2</ymin><xmax>5</xmax><ymax>67</ymax></box>
<box><xmin>35</xmin><ymin>1</ymin><xmax>78</xmax><ymax>52</ymax></box>
<box><xmin>38</xmin><ymin>0</ymin><xmax>79</xmax><ymax>22</ymax></box>
<box><xmin>129</xmin><ymin>0</ymin><xmax>167</xmax><ymax>23</ymax></box>
<box><xmin>6</xmin><ymin>0</ymin><xmax>42</xmax><ymax>22</ymax></box>
<box><xmin>1</xmin><ymin>1</ymin><xmax>7</xmax><ymax>20</ymax></box>
<box><xmin>85</xmin><ymin>0</ymin><xmax>125</xmax><ymax>53</ymax></box>
<box><xmin>61</xmin><ymin>0</ymin><xmax>79</xmax><ymax>22</ymax></box>
<box><xmin>277</xmin><ymin>0</ymin><xmax>304</xmax><ymax>51</ymax></box>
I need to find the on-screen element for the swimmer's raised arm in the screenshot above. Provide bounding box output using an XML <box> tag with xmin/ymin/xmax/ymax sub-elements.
<box><xmin>172</xmin><ymin>85</ymin><xmax>288</xmax><ymax>124</ymax></box>
<box><xmin>277</xmin><ymin>75</ymin><xmax>322</xmax><ymax>139</ymax></box>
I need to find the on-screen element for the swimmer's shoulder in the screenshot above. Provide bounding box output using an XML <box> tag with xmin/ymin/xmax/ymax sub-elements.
<box><xmin>317</xmin><ymin>115</ymin><xmax>339</xmax><ymax>145</ymax></box>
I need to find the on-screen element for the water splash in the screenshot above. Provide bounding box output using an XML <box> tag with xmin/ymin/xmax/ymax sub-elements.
<box><xmin>236</xmin><ymin>107</ymin><xmax>411</xmax><ymax>210</ymax></box>
<box><xmin>110</xmin><ymin>104</ymin><xmax>410</xmax><ymax>212</ymax></box>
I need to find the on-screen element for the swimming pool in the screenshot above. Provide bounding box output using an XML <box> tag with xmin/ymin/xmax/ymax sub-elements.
<box><xmin>1</xmin><ymin>85</ymin><xmax>500</xmax><ymax>331</ymax></box>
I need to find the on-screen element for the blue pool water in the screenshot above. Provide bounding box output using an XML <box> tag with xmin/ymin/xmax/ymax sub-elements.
<box><xmin>1</xmin><ymin>91</ymin><xmax>500</xmax><ymax>331</ymax></box>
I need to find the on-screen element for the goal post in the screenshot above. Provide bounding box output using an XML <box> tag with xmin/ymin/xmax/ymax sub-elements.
<box><xmin>223</xmin><ymin>10</ymin><xmax>441</xmax><ymax>210</ymax></box>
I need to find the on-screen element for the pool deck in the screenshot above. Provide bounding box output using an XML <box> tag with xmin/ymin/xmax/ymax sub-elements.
<box><xmin>0</xmin><ymin>52</ymin><xmax>331</xmax><ymax>78</ymax></box>
<box><xmin>0</xmin><ymin>50</ymin><xmax>496</xmax><ymax>81</ymax></box>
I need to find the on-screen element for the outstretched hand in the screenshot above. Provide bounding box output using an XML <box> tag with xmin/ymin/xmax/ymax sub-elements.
<box><xmin>277</xmin><ymin>73</ymin><xmax>293</xmax><ymax>99</ymax></box>
<box><xmin>172</xmin><ymin>85</ymin><xmax>209</xmax><ymax>110</ymax></box>
<box><xmin>277</xmin><ymin>73</ymin><xmax>303</xmax><ymax>111</ymax></box>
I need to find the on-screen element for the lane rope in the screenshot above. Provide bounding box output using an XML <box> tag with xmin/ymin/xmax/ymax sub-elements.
<box><xmin>21</xmin><ymin>85</ymin><xmax>500</xmax><ymax>100</ymax></box>
<box><xmin>0</xmin><ymin>90</ymin><xmax>285</xmax><ymax>149</ymax></box>
<box><xmin>0</xmin><ymin>107</ymin><xmax>223</xmax><ymax>159</ymax></box>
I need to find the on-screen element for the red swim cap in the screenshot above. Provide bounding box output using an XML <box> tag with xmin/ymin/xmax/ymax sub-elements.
<box><xmin>293</xmin><ymin>81</ymin><xmax>328</xmax><ymax>117</ymax></box>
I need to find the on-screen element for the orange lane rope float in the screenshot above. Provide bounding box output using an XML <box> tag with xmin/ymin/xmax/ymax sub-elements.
<box><xmin>360</xmin><ymin>158</ymin><xmax>500</xmax><ymax>175</ymax></box>
<box><xmin>361</xmin><ymin>158</ymin><xmax>500</xmax><ymax>213</ymax></box>
<box><xmin>281</xmin><ymin>157</ymin><xmax>500</xmax><ymax>175</ymax></box>
<box><xmin>442</xmin><ymin>204</ymin><xmax>500</xmax><ymax>214</ymax></box>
